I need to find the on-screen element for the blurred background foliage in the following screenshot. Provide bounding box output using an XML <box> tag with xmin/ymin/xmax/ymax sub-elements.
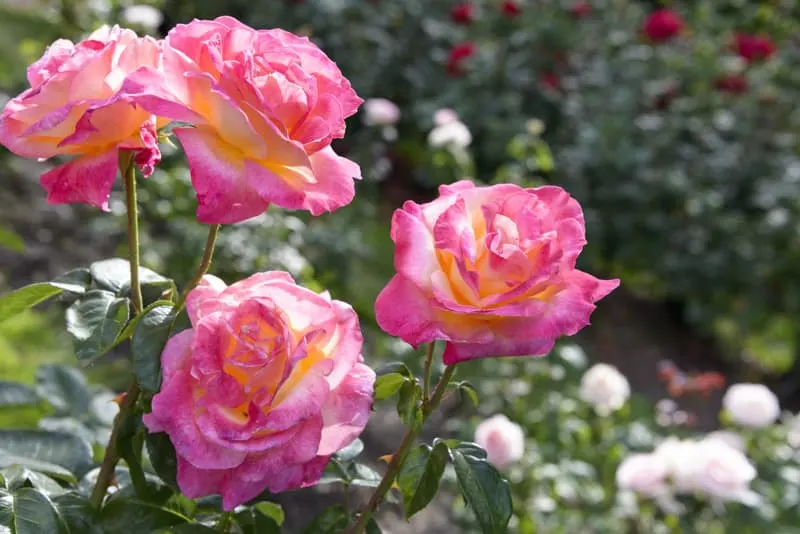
<box><xmin>3</xmin><ymin>0</ymin><xmax>800</xmax><ymax>530</ymax></box>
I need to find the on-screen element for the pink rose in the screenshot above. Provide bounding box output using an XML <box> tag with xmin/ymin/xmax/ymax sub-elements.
<box><xmin>474</xmin><ymin>414</ymin><xmax>525</xmax><ymax>469</ymax></box>
<box><xmin>374</xmin><ymin>180</ymin><xmax>619</xmax><ymax>364</ymax></box>
<box><xmin>143</xmin><ymin>272</ymin><xmax>375</xmax><ymax>510</ymax></box>
<box><xmin>123</xmin><ymin>16</ymin><xmax>363</xmax><ymax>223</ymax></box>
<box><xmin>616</xmin><ymin>453</ymin><xmax>669</xmax><ymax>497</ymax></box>
<box><xmin>0</xmin><ymin>26</ymin><xmax>161</xmax><ymax>210</ymax></box>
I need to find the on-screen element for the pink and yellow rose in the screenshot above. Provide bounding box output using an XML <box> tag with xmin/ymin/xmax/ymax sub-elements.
<box><xmin>123</xmin><ymin>16</ymin><xmax>363</xmax><ymax>223</ymax></box>
<box><xmin>375</xmin><ymin>180</ymin><xmax>619</xmax><ymax>364</ymax></box>
<box><xmin>0</xmin><ymin>26</ymin><xmax>161</xmax><ymax>210</ymax></box>
<box><xmin>143</xmin><ymin>272</ymin><xmax>375</xmax><ymax>509</ymax></box>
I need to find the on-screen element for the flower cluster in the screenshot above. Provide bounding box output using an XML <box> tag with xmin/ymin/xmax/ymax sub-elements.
<box><xmin>0</xmin><ymin>17</ymin><xmax>363</xmax><ymax>224</ymax></box>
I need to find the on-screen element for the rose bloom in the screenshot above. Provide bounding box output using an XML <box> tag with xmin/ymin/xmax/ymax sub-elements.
<box><xmin>374</xmin><ymin>180</ymin><xmax>619</xmax><ymax>364</ymax></box>
<box><xmin>428</xmin><ymin>120</ymin><xmax>472</xmax><ymax>149</ymax></box>
<box><xmin>569</xmin><ymin>2</ymin><xmax>591</xmax><ymax>19</ymax></box>
<box><xmin>722</xmin><ymin>383</ymin><xmax>780</xmax><ymax>428</ymax></box>
<box><xmin>143</xmin><ymin>272</ymin><xmax>375</xmax><ymax>510</ymax></box>
<box><xmin>451</xmin><ymin>3</ymin><xmax>475</xmax><ymax>25</ymax></box>
<box><xmin>474</xmin><ymin>414</ymin><xmax>525</xmax><ymax>469</ymax></box>
<box><xmin>654</xmin><ymin>437</ymin><xmax>703</xmax><ymax>494</ymax></box>
<box><xmin>446</xmin><ymin>42</ymin><xmax>476</xmax><ymax>76</ymax></box>
<box><xmin>642</xmin><ymin>9</ymin><xmax>685</xmax><ymax>43</ymax></box>
<box><xmin>616</xmin><ymin>453</ymin><xmax>669</xmax><ymax>497</ymax></box>
<box><xmin>501</xmin><ymin>1</ymin><xmax>521</xmax><ymax>17</ymax></box>
<box><xmin>689</xmin><ymin>438</ymin><xmax>758</xmax><ymax>504</ymax></box>
<box><xmin>715</xmin><ymin>74</ymin><xmax>748</xmax><ymax>94</ymax></box>
<box><xmin>433</xmin><ymin>108</ymin><xmax>460</xmax><ymax>127</ymax></box>
<box><xmin>0</xmin><ymin>26</ymin><xmax>161</xmax><ymax>210</ymax></box>
<box><xmin>733</xmin><ymin>33</ymin><xmax>776</xmax><ymax>63</ymax></box>
<box><xmin>362</xmin><ymin>98</ymin><xmax>400</xmax><ymax>126</ymax></box>
<box><xmin>123</xmin><ymin>17</ymin><xmax>363</xmax><ymax>224</ymax></box>
<box><xmin>580</xmin><ymin>363</ymin><xmax>630</xmax><ymax>415</ymax></box>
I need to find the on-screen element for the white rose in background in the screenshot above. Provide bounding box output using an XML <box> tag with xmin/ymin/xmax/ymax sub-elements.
<box><xmin>121</xmin><ymin>5</ymin><xmax>164</xmax><ymax>31</ymax></box>
<box><xmin>474</xmin><ymin>414</ymin><xmax>525</xmax><ymax>469</ymax></box>
<box><xmin>579</xmin><ymin>363</ymin><xmax>630</xmax><ymax>415</ymax></box>
<box><xmin>616</xmin><ymin>453</ymin><xmax>669</xmax><ymax>497</ymax></box>
<box><xmin>363</xmin><ymin>98</ymin><xmax>401</xmax><ymax>126</ymax></box>
<box><xmin>690</xmin><ymin>438</ymin><xmax>758</xmax><ymax>505</ymax></box>
<box><xmin>433</xmin><ymin>108</ymin><xmax>460</xmax><ymax>126</ymax></box>
<box><xmin>722</xmin><ymin>383</ymin><xmax>780</xmax><ymax>428</ymax></box>
<box><xmin>706</xmin><ymin>430</ymin><xmax>746</xmax><ymax>452</ymax></box>
<box><xmin>428</xmin><ymin>120</ymin><xmax>472</xmax><ymax>149</ymax></box>
<box><xmin>654</xmin><ymin>437</ymin><xmax>704</xmax><ymax>494</ymax></box>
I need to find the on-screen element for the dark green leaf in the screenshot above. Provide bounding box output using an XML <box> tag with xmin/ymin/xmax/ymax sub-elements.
<box><xmin>0</xmin><ymin>382</ymin><xmax>38</xmax><ymax>408</ymax></box>
<box><xmin>452</xmin><ymin>441</ymin><xmax>488</xmax><ymax>461</ymax></box>
<box><xmin>0</xmin><ymin>226</ymin><xmax>24</xmax><ymax>253</ymax></box>
<box><xmin>145</xmin><ymin>432</ymin><xmax>178</xmax><ymax>489</ymax></box>
<box><xmin>132</xmin><ymin>304</ymin><xmax>175</xmax><ymax>392</ymax></box>
<box><xmin>35</xmin><ymin>365</ymin><xmax>92</xmax><ymax>417</ymax></box>
<box><xmin>451</xmin><ymin>451</ymin><xmax>512</xmax><ymax>534</ymax></box>
<box><xmin>334</xmin><ymin>439</ymin><xmax>364</xmax><ymax>462</ymax></box>
<box><xmin>113</xmin><ymin>299</ymin><xmax>172</xmax><ymax>348</ymax></box>
<box><xmin>65</xmin><ymin>290</ymin><xmax>129</xmax><ymax>365</ymax></box>
<box><xmin>0</xmin><ymin>453</ymin><xmax>77</xmax><ymax>486</ymax></box>
<box><xmin>1</xmin><ymin>466</ymin><xmax>65</xmax><ymax>496</ymax></box>
<box><xmin>140</xmin><ymin>280</ymin><xmax>177</xmax><ymax>307</ymax></box>
<box><xmin>51</xmin><ymin>269</ymin><xmax>92</xmax><ymax>297</ymax></box>
<box><xmin>99</xmin><ymin>498</ymin><xmax>190</xmax><ymax>532</ymax></box>
<box><xmin>156</xmin><ymin>525</ymin><xmax>217</xmax><ymax>533</ymax></box>
<box><xmin>347</xmin><ymin>463</ymin><xmax>382</xmax><ymax>489</ymax></box>
<box><xmin>0</xmin><ymin>430</ymin><xmax>93</xmax><ymax>478</ymax></box>
<box><xmin>397</xmin><ymin>442</ymin><xmax>449</xmax><ymax>518</ymax></box>
<box><xmin>235</xmin><ymin>504</ymin><xmax>282</xmax><ymax>534</ymax></box>
<box><xmin>456</xmin><ymin>382</ymin><xmax>479</xmax><ymax>407</ymax></box>
<box><xmin>366</xmin><ymin>518</ymin><xmax>382</xmax><ymax>534</ymax></box>
<box><xmin>0</xmin><ymin>488</ymin><xmax>69</xmax><ymax>534</ymax></box>
<box><xmin>396</xmin><ymin>380</ymin><xmax>423</xmax><ymax>430</ymax></box>
<box><xmin>116</xmin><ymin>415</ymin><xmax>148</xmax><ymax>499</ymax></box>
<box><xmin>375</xmin><ymin>362</ymin><xmax>412</xmax><ymax>377</ymax></box>
<box><xmin>90</xmin><ymin>259</ymin><xmax>167</xmax><ymax>296</ymax></box>
<box><xmin>373</xmin><ymin>373</ymin><xmax>408</xmax><ymax>402</ymax></box>
<box><xmin>52</xmin><ymin>492</ymin><xmax>102</xmax><ymax>534</ymax></box>
<box><xmin>302</xmin><ymin>505</ymin><xmax>349</xmax><ymax>534</ymax></box>
<box><xmin>254</xmin><ymin>502</ymin><xmax>284</xmax><ymax>525</ymax></box>
<box><xmin>0</xmin><ymin>283</ymin><xmax>69</xmax><ymax>324</ymax></box>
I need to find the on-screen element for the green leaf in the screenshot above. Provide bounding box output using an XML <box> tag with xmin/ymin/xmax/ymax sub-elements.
<box><xmin>51</xmin><ymin>269</ymin><xmax>92</xmax><ymax>297</ymax></box>
<box><xmin>334</xmin><ymin>439</ymin><xmax>364</xmax><ymax>462</ymax></box>
<box><xmin>0</xmin><ymin>430</ymin><xmax>93</xmax><ymax>478</ymax></box>
<box><xmin>113</xmin><ymin>299</ymin><xmax>172</xmax><ymax>349</ymax></box>
<box><xmin>456</xmin><ymin>381</ymin><xmax>479</xmax><ymax>407</ymax></box>
<box><xmin>375</xmin><ymin>362</ymin><xmax>412</xmax><ymax>377</ymax></box>
<box><xmin>366</xmin><ymin>518</ymin><xmax>383</xmax><ymax>534</ymax></box>
<box><xmin>116</xmin><ymin>415</ymin><xmax>147</xmax><ymax>500</ymax></box>
<box><xmin>65</xmin><ymin>290</ymin><xmax>130</xmax><ymax>365</ymax></box>
<box><xmin>89</xmin><ymin>259</ymin><xmax>167</xmax><ymax>296</ymax></box>
<box><xmin>235</xmin><ymin>504</ymin><xmax>282</xmax><ymax>534</ymax></box>
<box><xmin>450</xmin><ymin>441</ymin><xmax>488</xmax><ymax>460</ymax></box>
<box><xmin>52</xmin><ymin>492</ymin><xmax>102</xmax><ymax>534</ymax></box>
<box><xmin>145</xmin><ymin>432</ymin><xmax>178</xmax><ymax>489</ymax></box>
<box><xmin>0</xmin><ymin>488</ymin><xmax>70</xmax><ymax>534</ymax></box>
<box><xmin>35</xmin><ymin>365</ymin><xmax>92</xmax><ymax>417</ymax></box>
<box><xmin>1</xmin><ymin>466</ymin><xmax>66</xmax><ymax>496</ymax></box>
<box><xmin>132</xmin><ymin>304</ymin><xmax>176</xmax><ymax>392</ymax></box>
<box><xmin>396</xmin><ymin>380</ymin><xmax>423</xmax><ymax>430</ymax></box>
<box><xmin>302</xmin><ymin>505</ymin><xmax>349</xmax><ymax>534</ymax></box>
<box><xmin>0</xmin><ymin>453</ymin><xmax>77</xmax><ymax>486</ymax></box>
<box><xmin>254</xmin><ymin>502</ymin><xmax>284</xmax><ymax>525</ymax></box>
<box><xmin>397</xmin><ymin>442</ymin><xmax>449</xmax><ymax>518</ymax></box>
<box><xmin>373</xmin><ymin>373</ymin><xmax>408</xmax><ymax>402</ymax></box>
<box><xmin>347</xmin><ymin>463</ymin><xmax>382</xmax><ymax>489</ymax></box>
<box><xmin>140</xmin><ymin>280</ymin><xmax>177</xmax><ymax>307</ymax></box>
<box><xmin>156</xmin><ymin>525</ymin><xmax>217</xmax><ymax>533</ymax></box>
<box><xmin>451</xmin><ymin>451</ymin><xmax>512</xmax><ymax>534</ymax></box>
<box><xmin>0</xmin><ymin>283</ymin><xmax>71</xmax><ymax>324</ymax></box>
<box><xmin>0</xmin><ymin>226</ymin><xmax>24</xmax><ymax>253</ymax></box>
<box><xmin>99</xmin><ymin>498</ymin><xmax>190</xmax><ymax>532</ymax></box>
<box><xmin>0</xmin><ymin>382</ymin><xmax>38</xmax><ymax>408</ymax></box>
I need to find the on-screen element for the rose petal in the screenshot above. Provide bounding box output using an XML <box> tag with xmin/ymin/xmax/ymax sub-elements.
<box><xmin>39</xmin><ymin>148</ymin><xmax>119</xmax><ymax>210</ymax></box>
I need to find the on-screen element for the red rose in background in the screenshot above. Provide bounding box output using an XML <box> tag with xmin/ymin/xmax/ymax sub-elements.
<box><xmin>570</xmin><ymin>2</ymin><xmax>591</xmax><ymax>19</ymax></box>
<box><xmin>501</xmin><ymin>1</ymin><xmax>521</xmax><ymax>17</ymax></box>
<box><xmin>541</xmin><ymin>72</ymin><xmax>560</xmax><ymax>91</ymax></box>
<box><xmin>451</xmin><ymin>3</ymin><xmax>474</xmax><ymax>25</ymax></box>
<box><xmin>733</xmin><ymin>33</ymin><xmax>776</xmax><ymax>63</ymax></box>
<box><xmin>642</xmin><ymin>9</ymin><xmax>685</xmax><ymax>43</ymax></box>
<box><xmin>715</xmin><ymin>75</ymin><xmax>748</xmax><ymax>94</ymax></box>
<box><xmin>447</xmin><ymin>41</ymin><xmax>476</xmax><ymax>76</ymax></box>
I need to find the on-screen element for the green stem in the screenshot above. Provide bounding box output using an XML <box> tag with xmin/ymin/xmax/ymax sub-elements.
<box><xmin>422</xmin><ymin>342</ymin><xmax>436</xmax><ymax>405</ymax></box>
<box><xmin>347</xmin><ymin>347</ymin><xmax>456</xmax><ymax>534</ymax></box>
<box><xmin>175</xmin><ymin>224</ymin><xmax>220</xmax><ymax>311</ymax></box>
<box><xmin>216</xmin><ymin>511</ymin><xmax>233</xmax><ymax>532</ymax></box>
<box><xmin>89</xmin><ymin>152</ymin><xmax>145</xmax><ymax>508</ymax></box>
<box><xmin>89</xmin><ymin>383</ymin><xmax>141</xmax><ymax>508</ymax></box>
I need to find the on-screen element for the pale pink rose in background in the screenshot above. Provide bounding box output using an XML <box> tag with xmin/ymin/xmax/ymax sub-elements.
<box><xmin>616</xmin><ymin>453</ymin><xmax>669</xmax><ymax>497</ymax></box>
<box><xmin>428</xmin><ymin>120</ymin><xmax>472</xmax><ymax>149</ymax></box>
<box><xmin>374</xmin><ymin>180</ymin><xmax>619</xmax><ymax>364</ymax></box>
<box><xmin>143</xmin><ymin>272</ymin><xmax>375</xmax><ymax>510</ymax></box>
<box><xmin>0</xmin><ymin>26</ymin><xmax>161</xmax><ymax>210</ymax></box>
<box><xmin>123</xmin><ymin>16</ymin><xmax>363</xmax><ymax>224</ymax></box>
<box><xmin>474</xmin><ymin>414</ymin><xmax>525</xmax><ymax>468</ymax></box>
<box><xmin>363</xmin><ymin>98</ymin><xmax>400</xmax><ymax>126</ymax></box>
<box><xmin>690</xmin><ymin>438</ymin><xmax>758</xmax><ymax>504</ymax></box>
<box><xmin>433</xmin><ymin>108</ymin><xmax>460</xmax><ymax>126</ymax></box>
<box><xmin>722</xmin><ymin>383</ymin><xmax>780</xmax><ymax>428</ymax></box>
<box><xmin>705</xmin><ymin>430</ymin><xmax>746</xmax><ymax>452</ymax></box>
<box><xmin>580</xmin><ymin>363</ymin><xmax>630</xmax><ymax>415</ymax></box>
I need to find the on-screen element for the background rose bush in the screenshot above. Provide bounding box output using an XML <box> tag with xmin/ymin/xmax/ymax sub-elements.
<box><xmin>1</xmin><ymin>0</ymin><xmax>800</xmax><ymax>532</ymax></box>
